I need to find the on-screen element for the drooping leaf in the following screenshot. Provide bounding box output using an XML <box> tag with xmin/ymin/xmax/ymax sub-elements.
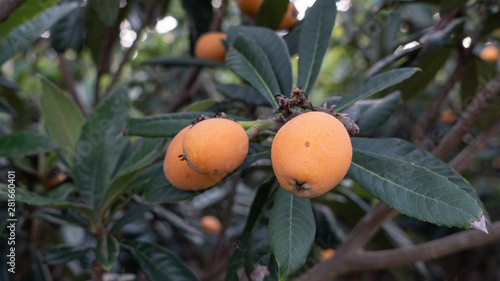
<box><xmin>0</xmin><ymin>132</ymin><xmax>57</xmax><ymax>158</ymax></box>
<box><xmin>0</xmin><ymin>0</ymin><xmax>59</xmax><ymax>41</ymax></box>
<box><xmin>297</xmin><ymin>0</ymin><xmax>337</xmax><ymax>95</ymax></box>
<box><xmin>117</xmin><ymin>138</ymin><xmax>167</xmax><ymax>177</ymax></box>
<box><xmin>0</xmin><ymin>2</ymin><xmax>79</xmax><ymax>65</ymax></box>
<box><xmin>89</xmin><ymin>0</ymin><xmax>120</xmax><ymax>26</ymax></box>
<box><xmin>45</xmin><ymin>245</ymin><xmax>92</xmax><ymax>265</ymax></box>
<box><xmin>50</xmin><ymin>2</ymin><xmax>84</xmax><ymax>53</ymax></box>
<box><xmin>0</xmin><ymin>184</ymin><xmax>94</xmax><ymax>219</ymax></box>
<box><xmin>122</xmin><ymin>240</ymin><xmax>200</xmax><ymax>281</ymax></box>
<box><xmin>142</xmin><ymin>57</ymin><xmax>224</xmax><ymax>68</ymax></box>
<box><xmin>143</xmin><ymin>165</ymin><xmax>200</xmax><ymax>203</ymax></box>
<box><xmin>226</xmin><ymin>33</ymin><xmax>280</xmax><ymax>109</ymax></box>
<box><xmin>255</xmin><ymin>0</ymin><xmax>289</xmax><ymax>30</ymax></box>
<box><xmin>217</xmin><ymin>84</ymin><xmax>271</xmax><ymax>107</ymax></box>
<box><xmin>225</xmin><ymin>179</ymin><xmax>278</xmax><ymax>281</ymax></box>
<box><xmin>96</xmin><ymin>234</ymin><xmax>119</xmax><ymax>271</ymax></box>
<box><xmin>349</xmin><ymin>138</ymin><xmax>485</xmax><ymax>229</ymax></box>
<box><xmin>354</xmin><ymin>92</ymin><xmax>401</xmax><ymax>132</ymax></box>
<box><xmin>268</xmin><ymin>188</ymin><xmax>316</xmax><ymax>279</ymax></box>
<box><xmin>110</xmin><ymin>204</ymin><xmax>154</xmax><ymax>233</ymax></box>
<box><xmin>126</xmin><ymin>112</ymin><xmax>212</xmax><ymax>138</ymax></box>
<box><xmin>40</xmin><ymin>77</ymin><xmax>85</xmax><ymax>167</ymax></box>
<box><xmin>284</xmin><ymin>23</ymin><xmax>301</xmax><ymax>57</ymax></box>
<box><xmin>335</xmin><ymin>68</ymin><xmax>418</xmax><ymax>112</ymax></box>
<box><xmin>227</xmin><ymin>26</ymin><xmax>293</xmax><ymax>96</ymax></box>
<box><xmin>72</xmin><ymin>88</ymin><xmax>129</xmax><ymax>212</ymax></box>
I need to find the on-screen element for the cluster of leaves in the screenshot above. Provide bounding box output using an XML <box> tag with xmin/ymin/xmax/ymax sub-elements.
<box><xmin>0</xmin><ymin>0</ymin><xmax>499</xmax><ymax>280</ymax></box>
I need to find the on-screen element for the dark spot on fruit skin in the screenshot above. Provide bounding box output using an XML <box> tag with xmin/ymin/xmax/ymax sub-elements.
<box><xmin>305</xmin><ymin>141</ymin><xmax>310</xmax><ymax>147</ymax></box>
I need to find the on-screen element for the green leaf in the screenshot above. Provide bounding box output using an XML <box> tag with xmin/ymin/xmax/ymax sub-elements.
<box><xmin>89</xmin><ymin>0</ymin><xmax>120</xmax><ymax>26</ymax></box>
<box><xmin>0</xmin><ymin>0</ymin><xmax>59</xmax><ymax>42</ymax></box>
<box><xmin>0</xmin><ymin>184</ymin><xmax>94</xmax><ymax>219</ymax></box>
<box><xmin>349</xmin><ymin>138</ymin><xmax>485</xmax><ymax>229</ymax></box>
<box><xmin>50</xmin><ymin>2</ymin><xmax>83</xmax><ymax>53</ymax></box>
<box><xmin>96</xmin><ymin>234</ymin><xmax>119</xmax><ymax>271</ymax></box>
<box><xmin>268</xmin><ymin>188</ymin><xmax>316</xmax><ymax>279</ymax></box>
<box><xmin>335</xmin><ymin>68</ymin><xmax>418</xmax><ymax>112</ymax></box>
<box><xmin>184</xmin><ymin>100</ymin><xmax>218</xmax><ymax>112</ymax></box>
<box><xmin>217</xmin><ymin>84</ymin><xmax>271</xmax><ymax>107</ymax></box>
<box><xmin>0</xmin><ymin>2</ymin><xmax>79</xmax><ymax>65</ymax></box>
<box><xmin>72</xmin><ymin>87</ymin><xmax>129</xmax><ymax>212</ymax></box>
<box><xmin>227</xmin><ymin>26</ymin><xmax>293</xmax><ymax>96</ymax></box>
<box><xmin>111</xmin><ymin>204</ymin><xmax>154</xmax><ymax>233</ymax></box>
<box><xmin>143</xmin><ymin>164</ymin><xmax>205</xmax><ymax>203</ymax></box>
<box><xmin>297</xmin><ymin>0</ymin><xmax>337</xmax><ymax>95</ymax></box>
<box><xmin>255</xmin><ymin>0</ymin><xmax>289</xmax><ymax>30</ymax></box>
<box><xmin>226</xmin><ymin>33</ymin><xmax>280</xmax><ymax>109</ymax></box>
<box><xmin>100</xmin><ymin>170</ymin><xmax>140</xmax><ymax>215</ymax></box>
<box><xmin>142</xmin><ymin>57</ymin><xmax>224</xmax><ymax>68</ymax></box>
<box><xmin>40</xmin><ymin>77</ymin><xmax>85</xmax><ymax>166</ymax></box>
<box><xmin>45</xmin><ymin>245</ymin><xmax>92</xmax><ymax>265</ymax></box>
<box><xmin>117</xmin><ymin>138</ymin><xmax>167</xmax><ymax>177</ymax></box>
<box><xmin>225</xmin><ymin>179</ymin><xmax>278</xmax><ymax>281</ymax></box>
<box><xmin>126</xmin><ymin>112</ymin><xmax>212</xmax><ymax>138</ymax></box>
<box><xmin>0</xmin><ymin>132</ymin><xmax>57</xmax><ymax>158</ymax></box>
<box><xmin>354</xmin><ymin>92</ymin><xmax>401</xmax><ymax>132</ymax></box>
<box><xmin>122</xmin><ymin>241</ymin><xmax>200</xmax><ymax>281</ymax></box>
<box><xmin>284</xmin><ymin>23</ymin><xmax>301</xmax><ymax>57</ymax></box>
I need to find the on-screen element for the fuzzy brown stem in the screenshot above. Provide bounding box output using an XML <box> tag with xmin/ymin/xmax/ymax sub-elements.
<box><xmin>433</xmin><ymin>73</ymin><xmax>500</xmax><ymax>160</ymax></box>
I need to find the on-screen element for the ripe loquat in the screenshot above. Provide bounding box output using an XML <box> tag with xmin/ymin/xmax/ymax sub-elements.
<box><xmin>200</xmin><ymin>215</ymin><xmax>222</xmax><ymax>234</ymax></box>
<box><xmin>479</xmin><ymin>46</ymin><xmax>499</xmax><ymax>64</ymax></box>
<box><xmin>271</xmin><ymin>112</ymin><xmax>352</xmax><ymax>198</ymax></box>
<box><xmin>163</xmin><ymin>126</ymin><xmax>226</xmax><ymax>190</ymax></box>
<box><xmin>194</xmin><ymin>32</ymin><xmax>227</xmax><ymax>62</ymax></box>
<box><xmin>182</xmin><ymin>118</ymin><xmax>249</xmax><ymax>175</ymax></box>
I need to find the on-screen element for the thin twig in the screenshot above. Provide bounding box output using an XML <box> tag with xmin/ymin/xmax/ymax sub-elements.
<box><xmin>57</xmin><ymin>53</ymin><xmax>88</xmax><ymax>117</ymax></box>
<box><xmin>105</xmin><ymin>0</ymin><xmax>162</xmax><ymax>95</ymax></box>
<box><xmin>94</xmin><ymin>26</ymin><xmax>119</xmax><ymax>106</ymax></box>
<box><xmin>448</xmin><ymin>117</ymin><xmax>500</xmax><ymax>172</ymax></box>
<box><xmin>433</xmin><ymin>73</ymin><xmax>500</xmax><ymax>160</ymax></box>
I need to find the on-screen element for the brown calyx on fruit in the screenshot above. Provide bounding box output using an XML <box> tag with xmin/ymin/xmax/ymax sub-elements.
<box><xmin>294</xmin><ymin>182</ymin><xmax>310</xmax><ymax>191</ymax></box>
<box><xmin>274</xmin><ymin>87</ymin><xmax>359</xmax><ymax>136</ymax></box>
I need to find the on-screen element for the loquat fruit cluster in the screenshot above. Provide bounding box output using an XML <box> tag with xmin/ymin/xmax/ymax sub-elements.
<box><xmin>163</xmin><ymin>89</ymin><xmax>354</xmax><ymax>199</ymax></box>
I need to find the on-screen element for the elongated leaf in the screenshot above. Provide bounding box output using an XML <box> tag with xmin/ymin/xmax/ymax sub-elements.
<box><xmin>0</xmin><ymin>184</ymin><xmax>94</xmax><ymax>219</ymax></box>
<box><xmin>0</xmin><ymin>2</ymin><xmax>79</xmax><ymax>65</ymax></box>
<box><xmin>0</xmin><ymin>0</ymin><xmax>59</xmax><ymax>41</ymax></box>
<box><xmin>72</xmin><ymin>88</ymin><xmax>129</xmax><ymax>212</ymax></box>
<box><xmin>355</xmin><ymin>92</ymin><xmax>401</xmax><ymax>132</ymax></box>
<box><xmin>297</xmin><ymin>0</ymin><xmax>337</xmax><ymax>95</ymax></box>
<box><xmin>349</xmin><ymin>138</ymin><xmax>485</xmax><ymax>229</ymax></box>
<box><xmin>96</xmin><ymin>234</ymin><xmax>119</xmax><ymax>271</ymax></box>
<box><xmin>142</xmin><ymin>57</ymin><xmax>224</xmax><ymax>68</ymax></box>
<box><xmin>117</xmin><ymin>138</ymin><xmax>167</xmax><ymax>177</ymax></box>
<box><xmin>50</xmin><ymin>2</ymin><xmax>84</xmax><ymax>53</ymax></box>
<box><xmin>122</xmin><ymin>241</ymin><xmax>200</xmax><ymax>281</ymax></box>
<box><xmin>100</xmin><ymin>170</ymin><xmax>141</xmax><ymax>214</ymax></box>
<box><xmin>284</xmin><ymin>23</ymin><xmax>301</xmax><ymax>57</ymax></box>
<box><xmin>255</xmin><ymin>0</ymin><xmax>289</xmax><ymax>30</ymax></box>
<box><xmin>217</xmin><ymin>84</ymin><xmax>271</xmax><ymax>106</ymax></box>
<box><xmin>227</xmin><ymin>26</ymin><xmax>293</xmax><ymax>96</ymax></box>
<box><xmin>226</xmin><ymin>34</ymin><xmax>280</xmax><ymax>109</ymax></box>
<box><xmin>225</xmin><ymin>179</ymin><xmax>278</xmax><ymax>281</ymax></box>
<box><xmin>40</xmin><ymin>78</ymin><xmax>85</xmax><ymax>166</ymax></box>
<box><xmin>45</xmin><ymin>245</ymin><xmax>92</xmax><ymax>265</ymax></box>
<box><xmin>335</xmin><ymin>68</ymin><xmax>418</xmax><ymax>112</ymax></box>
<box><xmin>89</xmin><ymin>0</ymin><xmax>120</xmax><ymax>26</ymax></box>
<box><xmin>126</xmin><ymin>112</ymin><xmax>212</xmax><ymax>138</ymax></box>
<box><xmin>111</xmin><ymin>204</ymin><xmax>154</xmax><ymax>233</ymax></box>
<box><xmin>0</xmin><ymin>132</ymin><xmax>57</xmax><ymax>158</ymax></box>
<box><xmin>143</xmin><ymin>165</ymin><xmax>200</xmax><ymax>203</ymax></box>
<box><xmin>268</xmin><ymin>188</ymin><xmax>315</xmax><ymax>279</ymax></box>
